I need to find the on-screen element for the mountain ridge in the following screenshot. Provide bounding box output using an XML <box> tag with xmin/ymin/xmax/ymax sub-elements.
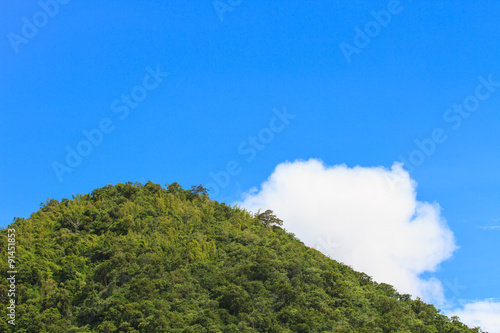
<box><xmin>0</xmin><ymin>181</ymin><xmax>483</xmax><ymax>332</ymax></box>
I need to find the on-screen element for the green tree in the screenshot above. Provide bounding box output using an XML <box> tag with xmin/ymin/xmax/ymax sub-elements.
<box><xmin>257</xmin><ymin>209</ymin><xmax>283</xmax><ymax>227</ymax></box>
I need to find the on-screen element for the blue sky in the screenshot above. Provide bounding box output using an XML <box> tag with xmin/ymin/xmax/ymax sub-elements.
<box><xmin>1</xmin><ymin>0</ymin><xmax>500</xmax><ymax>329</ymax></box>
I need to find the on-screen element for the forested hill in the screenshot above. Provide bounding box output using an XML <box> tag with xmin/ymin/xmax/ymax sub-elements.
<box><xmin>0</xmin><ymin>182</ymin><xmax>483</xmax><ymax>332</ymax></box>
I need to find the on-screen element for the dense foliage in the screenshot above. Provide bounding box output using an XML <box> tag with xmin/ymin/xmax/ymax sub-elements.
<box><xmin>0</xmin><ymin>182</ymin><xmax>483</xmax><ymax>332</ymax></box>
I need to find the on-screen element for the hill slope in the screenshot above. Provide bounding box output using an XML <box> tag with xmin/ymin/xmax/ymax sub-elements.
<box><xmin>0</xmin><ymin>182</ymin><xmax>483</xmax><ymax>332</ymax></box>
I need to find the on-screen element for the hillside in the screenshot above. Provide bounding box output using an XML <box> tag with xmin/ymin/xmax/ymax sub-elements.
<box><xmin>0</xmin><ymin>182</ymin><xmax>483</xmax><ymax>332</ymax></box>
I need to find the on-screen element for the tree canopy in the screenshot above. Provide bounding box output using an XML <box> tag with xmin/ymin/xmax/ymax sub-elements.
<box><xmin>0</xmin><ymin>181</ymin><xmax>484</xmax><ymax>332</ymax></box>
<box><xmin>257</xmin><ymin>209</ymin><xmax>283</xmax><ymax>228</ymax></box>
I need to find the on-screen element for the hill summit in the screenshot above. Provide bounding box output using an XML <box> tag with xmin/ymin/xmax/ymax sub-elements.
<box><xmin>0</xmin><ymin>181</ymin><xmax>483</xmax><ymax>332</ymax></box>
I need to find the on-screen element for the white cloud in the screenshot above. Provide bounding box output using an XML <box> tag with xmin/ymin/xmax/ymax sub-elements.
<box><xmin>448</xmin><ymin>300</ymin><xmax>500</xmax><ymax>333</ymax></box>
<box><xmin>237</xmin><ymin>159</ymin><xmax>457</xmax><ymax>302</ymax></box>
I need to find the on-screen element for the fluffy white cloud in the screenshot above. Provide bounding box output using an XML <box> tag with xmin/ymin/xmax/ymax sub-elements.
<box><xmin>237</xmin><ymin>159</ymin><xmax>457</xmax><ymax>302</ymax></box>
<box><xmin>448</xmin><ymin>300</ymin><xmax>500</xmax><ymax>333</ymax></box>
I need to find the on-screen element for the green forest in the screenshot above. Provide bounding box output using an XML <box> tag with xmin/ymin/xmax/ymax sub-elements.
<box><xmin>0</xmin><ymin>182</ymin><xmax>484</xmax><ymax>332</ymax></box>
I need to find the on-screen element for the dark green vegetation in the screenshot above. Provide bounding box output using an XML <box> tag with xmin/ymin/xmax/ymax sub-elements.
<box><xmin>0</xmin><ymin>182</ymin><xmax>483</xmax><ymax>332</ymax></box>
